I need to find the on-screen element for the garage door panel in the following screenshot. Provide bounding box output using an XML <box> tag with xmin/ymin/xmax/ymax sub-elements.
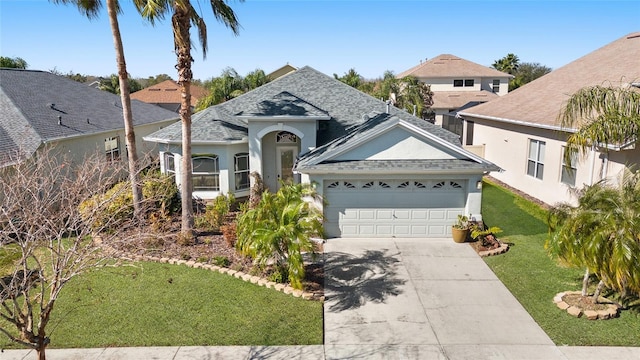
<box><xmin>324</xmin><ymin>180</ymin><xmax>466</xmax><ymax>238</ymax></box>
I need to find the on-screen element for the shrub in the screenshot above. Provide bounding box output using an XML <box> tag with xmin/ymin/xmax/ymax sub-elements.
<box><xmin>213</xmin><ymin>256</ymin><xmax>230</xmax><ymax>267</ymax></box>
<box><xmin>220</xmin><ymin>222</ymin><xmax>237</xmax><ymax>247</ymax></box>
<box><xmin>79</xmin><ymin>171</ymin><xmax>179</xmax><ymax>231</ymax></box>
<box><xmin>195</xmin><ymin>194</ymin><xmax>235</xmax><ymax>232</ymax></box>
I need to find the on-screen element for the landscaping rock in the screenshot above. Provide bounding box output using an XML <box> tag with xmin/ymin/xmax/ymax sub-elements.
<box><xmin>567</xmin><ymin>306</ymin><xmax>583</xmax><ymax>318</ymax></box>
<box><xmin>274</xmin><ymin>284</ymin><xmax>285</xmax><ymax>292</ymax></box>
<box><xmin>584</xmin><ymin>310</ymin><xmax>599</xmax><ymax>320</ymax></box>
<box><xmin>556</xmin><ymin>301</ymin><xmax>570</xmax><ymax>310</ymax></box>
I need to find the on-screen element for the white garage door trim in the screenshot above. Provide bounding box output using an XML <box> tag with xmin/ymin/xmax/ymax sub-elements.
<box><xmin>324</xmin><ymin>179</ymin><xmax>466</xmax><ymax>238</ymax></box>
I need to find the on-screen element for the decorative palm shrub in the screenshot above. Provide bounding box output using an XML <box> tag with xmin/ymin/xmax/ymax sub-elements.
<box><xmin>236</xmin><ymin>183</ymin><xmax>324</xmax><ymax>289</ymax></box>
<box><xmin>546</xmin><ymin>169</ymin><xmax>640</xmax><ymax>302</ymax></box>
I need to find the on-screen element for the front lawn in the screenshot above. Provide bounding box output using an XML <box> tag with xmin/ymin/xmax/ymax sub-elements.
<box><xmin>481</xmin><ymin>179</ymin><xmax>640</xmax><ymax>346</ymax></box>
<box><xmin>0</xmin><ymin>261</ymin><xmax>323</xmax><ymax>349</ymax></box>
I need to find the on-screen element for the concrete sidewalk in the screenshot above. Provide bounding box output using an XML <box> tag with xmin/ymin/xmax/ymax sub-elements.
<box><xmin>3</xmin><ymin>238</ymin><xmax>638</xmax><ymax>359</ymax></box>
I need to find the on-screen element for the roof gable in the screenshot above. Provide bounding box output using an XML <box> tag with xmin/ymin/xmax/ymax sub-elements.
<box><xmin>459</xmin><ymin>32</ymin><xmax>640</xmax><ymax>129</ymax></box>
<box><xmin>397</xmin><ymin>54</ymin><xmax>513</xmax><ymax>79</ymax></box>
<box><xmin>296</xmin><ymin>112</ymin><xmax>496</xmax><ymax>171</ymax></box>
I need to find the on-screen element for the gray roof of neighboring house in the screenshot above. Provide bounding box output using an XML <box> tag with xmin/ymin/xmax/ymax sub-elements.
<box><xmin>459</xmin><ymin>32</ymin><xmax>640</xmax><ymax>130</ymax></box>
<box><xmin>296</xmin><ymin>112</ymin><xmax>500</xmax><ymax>173</ymax></box>
<box><xmin>146</xmin><ymin>66</ymin><xmax>460</xmax><ymax>146</ymax></box>
<box><xmin>0</xmin><ymin>68</ymin><xmax>179</xmax><ymax>165</ymax></box>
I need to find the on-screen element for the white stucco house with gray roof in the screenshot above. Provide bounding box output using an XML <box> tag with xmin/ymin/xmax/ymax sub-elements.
<box><xmin>459</xmin><ymin>32</ymin><xmax>640</xmax><ymax>206</ymax></box>
<box><xmin>144</xmin><ymin>66</ymin><xmax>500</xmax><ymax>238</ymax></box>
<box><xmin>0</xmin><ymin>68</ymin><xmax>179</xmax><ymax>169</ymax></box>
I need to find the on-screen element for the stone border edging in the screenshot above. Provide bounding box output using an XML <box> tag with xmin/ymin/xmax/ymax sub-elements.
<box><xmin>478</xmin><ymin>243</ymin><xmax>509</xmax><ymax>257</ymax></box>
<box><xmin>553</xmin><ymin>291</ymin><xmax>619</xmax><ymax>320</ymax></box>
<box><xmin>105</xmin><ymin>247</ymin><xmax>324</xmax><ymax>302</ymax></box>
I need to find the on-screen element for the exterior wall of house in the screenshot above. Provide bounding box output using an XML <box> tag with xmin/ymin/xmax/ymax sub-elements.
<box><xmin>49</xmin><ymin>119</ymin><xmax>176</xmax><ymax>166</ymax></box>
<box><xmin>468</xmin><ymin>117</ymin><xmax>639</xmax><ymax>206</ymax></box>
<box><xmin>333</xmin><ymin>127</ymin><xmax>457</xmax><ymax>160</ymax></box>
<box><xmin>480</xmin><ymin>78</ymin><xmax>509</xmax><ymax>96</ymax></box>
<box><xmin>247</xmin><ymin>120</ymin><xmax>317</xmax><ymax>191</ymax></box>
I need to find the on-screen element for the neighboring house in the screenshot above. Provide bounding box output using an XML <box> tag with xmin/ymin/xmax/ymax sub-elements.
<box><xmin>459</xmin><ymin>32</ymin><xmax>640</xmax><ymax>206</ymax></box>
<box><xmin>266</xmin><ymin>64</ymin><xmax>297</xmax><ymax>81</ymax></box>
<box><xmin>130</xmin><ymin>79</ymin><xmax>209</xmax><ymax>113</ymax></box>
<box><xmin>0</xmin><ymin>68</ymin><xmax>179</xmax><ymax>169</ymax></box>
<box><xmin>144</xmin><ymin>66</ymin><xmax>499</xmax><ymax>238</ymax></box>
<box><xmin>396</xmin><ymin>54</ymin><xmax>513</xmax><ymax>143</ymax></box>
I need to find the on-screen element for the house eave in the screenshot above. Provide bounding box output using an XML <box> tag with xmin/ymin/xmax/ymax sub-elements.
<box><xmin>236</xmin><ymin>115</ymin><xmax>331</xmax><ymax>121</ymax></box>
<box><xmin>458</xmin><ymin>112</ymin><xmax>576</xmax><ymax>133</ymax></box>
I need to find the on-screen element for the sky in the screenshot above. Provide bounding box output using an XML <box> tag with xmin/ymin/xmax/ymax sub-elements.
<box><xmin>1</xmin><ymin>0</ymin><xmax>639</xmax><ymax>81</ymax></box>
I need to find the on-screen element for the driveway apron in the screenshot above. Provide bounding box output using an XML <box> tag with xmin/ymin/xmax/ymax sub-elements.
<box><xmin>323</xmin><ymin>238</ymin><xmax>566</xmax><ymax>360</ymax></box>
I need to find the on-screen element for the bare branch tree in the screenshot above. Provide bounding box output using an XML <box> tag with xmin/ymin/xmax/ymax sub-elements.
<box><xmin>0</xmin><ymin>147</ymin><xmax>149</xmax><ymax>360</ymax></box>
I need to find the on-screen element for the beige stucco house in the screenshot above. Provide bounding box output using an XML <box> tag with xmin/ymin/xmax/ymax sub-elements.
<box><xmin>396</xmin><ymin>54</ymin><xmax>513</xmax><ymax>141</ymax></box>
<box><xmin>0</xmin><ymin>68</ymin><xmax>179</xmax><ymax>169</ymax></box>
<box><xmin>459</xmin><ymin>32</ymin><xmax>640</xmax><ymax>206</ymax></box>
<box><xmin>144</xmin><ymin>66</ymin><xmax>500</xmax><ymax>238</ymax></box>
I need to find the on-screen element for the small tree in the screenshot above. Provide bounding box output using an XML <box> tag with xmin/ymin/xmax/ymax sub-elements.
<box><xmin>546</xmin><ymin>169</ymin><xmax>640</xmax><ymax>302</ymax></box>
<box><xmin>0</xmin><ymin>148</ymin><xmax>148</xmax><ymax>360</ymax></box>
<box><xmin>236</xmin><ymin>183</ymin><xmax>324</xmax><ymax>289</ymax></box>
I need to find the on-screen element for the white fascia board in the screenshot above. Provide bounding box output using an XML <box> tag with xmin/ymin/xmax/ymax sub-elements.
<box><xmin>297</xmin><ymin>168</ymin><xmax>490</xmax><ymax>176</ymax></box>
<box><xmin>458</xmin><ymin>112</ymin><xmax>576</xmax><ymax>133</ymax></box>
<box><xmin>142</xmin><ymin>137</ymin><xmax>247</xmax><ymax>145</ymax></box>
<box><xmin>236</xmin><ymin>115</ymin><xmax>330</xmax><ymax>121</ymax></box>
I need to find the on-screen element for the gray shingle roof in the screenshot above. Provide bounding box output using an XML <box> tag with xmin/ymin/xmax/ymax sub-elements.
<box><xmin>236</xmin><ymin>91</ymin><xmax>330</xmax><ymax>118</ymax></box>
<box><xmin>147</xmin><ymin>66</ymin><xmax>460</xmax><ymax>147</ymax></box>
<box><xmin>459</xmin><ymin>32</ymin><xmax>640</xmax><ymax>129</ymax></box>
<box><xmin>295</xmin><ymin>112</ymin><xmax>500</xmax><ymax>173</ymax></box>
<box><xmin>0</xmin><ymin>68</ymin><xmax>179</xmax><ymax>164</ymax></box>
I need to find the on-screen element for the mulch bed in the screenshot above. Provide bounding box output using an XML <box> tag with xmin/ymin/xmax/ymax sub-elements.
<box><xmin>107</xmin><ymin>218</ymin><xmax>324</xmax><ymax>296</ymax></box>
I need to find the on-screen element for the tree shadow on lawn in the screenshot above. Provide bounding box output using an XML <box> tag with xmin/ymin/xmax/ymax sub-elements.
<box><xmin>323</xmin><ymin>249</ymin><xmax>406</xmax><ymax>312</ymax></box>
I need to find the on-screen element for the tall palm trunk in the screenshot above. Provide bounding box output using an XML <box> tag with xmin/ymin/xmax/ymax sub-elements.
<box><xmin>173</xmin><ymin>5</ymin><xmax>194</xmax><ymax>237</ymax></box>
<box><xmin>107</xmin><ymin>0</ymin><xmax>142</xmax><ymax>218</ymax></box>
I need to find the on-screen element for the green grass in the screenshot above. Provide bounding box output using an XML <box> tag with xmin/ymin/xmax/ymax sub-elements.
<box><xmin>481</xmin><ymin>179</ymin><xmax>640</xmax><ymax>346</ymax></box>
<box><xmin>1</xmin><ymin>261</ymin><xmax>322</xmax><ymax>349</ymax></box>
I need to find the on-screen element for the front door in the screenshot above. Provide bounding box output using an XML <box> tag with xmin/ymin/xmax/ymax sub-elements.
<box><xmin>276</xmin><ymin>146</ymin><xmax>297</xmax><ymax>189</ymax></box>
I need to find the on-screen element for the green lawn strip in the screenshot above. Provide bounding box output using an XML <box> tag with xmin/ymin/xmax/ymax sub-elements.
<box><xmin>1</xmin><ymin>261</ymin><xmax>322</xmax><ymax>349</ymax></box>
<box><xmin>481</xmin><ymin>180</ymin><xmax>640</xmax><ymax>346</ymax></box>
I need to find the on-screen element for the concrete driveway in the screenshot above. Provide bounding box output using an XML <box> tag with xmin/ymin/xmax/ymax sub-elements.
<box><xmin>322</xmin><ymin>238</ymin><xmax>565</xmax><ymax>360</ymax></box>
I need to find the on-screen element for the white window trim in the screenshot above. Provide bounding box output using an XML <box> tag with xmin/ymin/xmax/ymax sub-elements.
<box><xmin>164</xmin><ymin>152</ymin><xmax>175</xmax><ymax>176</ymax></box>
<box><xmin>560</xmin><ymin>147</ymin><xmax>578</xmax><ymax>186</ymax></box>
<box><xmin>527</xmin><ymin>139</ymin><xmax>545</xmax><ymax>180</ymax></box>
<box><xmin>192</xmin><ymin>155</ymin><xmax>220</xmax><ymax>191</ymax></box>
<box><xmin>105</xmin><ymin>136</ymin><xmax>120</xmax><ymax>162</ymax></box>
<box><xmin>234</xmin><ymin>153</ymin><xmax>250</xmax><ymax>191</ymax></box>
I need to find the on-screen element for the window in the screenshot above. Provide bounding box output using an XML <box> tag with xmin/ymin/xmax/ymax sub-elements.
<box><xmin>105</xmin><ymin>137</ymin><xmax>120</xmax><ymax>161</ymax></box>
<box><xmin>561</xmin><ymin>147</ymin><xmax>578</xmax><ymax>186</ymax></box>
<box><xmin>527</xmin><ymin>139</ymin><xmax>545</xmax><ymax>180</ymax></box>
<box><xmin>164</xmin><ymin>152</ymin><xmax>175</xmax><ymax>177</ymax></box>
<box><xmin>492</xmin><ymin>79</ymin><xmax>500</xmax><ymax>93</ymax></box>
<box><xmin>453</xmin><ymin>79</ymin><xmax>474</xmax><ymax>87</ymax></box>
<box><xmin>234</xmin><ymin>153</ymin><xmax>250</xmax><ymax>191</ymax></box>
<box><xmin>192</xmin><ymin>155</ymin><xmax>219</xmax><ymax>191</ymax></box>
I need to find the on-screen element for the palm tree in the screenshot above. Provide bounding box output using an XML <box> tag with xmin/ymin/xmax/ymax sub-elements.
<box><xmin>558</xmin><ymin>84</ymin><xmax>640</xmax><ymax>165</ymax></box>
<box><xmin>134</xmin><ymin>0</ymin><xmax>243</xmax><ymax>238</ymax></box>
<box><xmin>546</xmin><ymin>169</ymin><xmax>640</xmax><ymax>301</ymax></box>
<box><xmin>395</xmin><ymin>76</ymin><xmax>433</xmax><ymax>118</ymax></box>
<box><xmin>492</xmin><ymin>53</ymin><xmax>520</xmax><ymax>75</ymax></box>
<box><xmin>236</xmin><ymin>183</ymin><xmax>324</xmax><ymax>289</ymax></box>
<box><xmin>243</xmin><ymin>68</ymin><xmax>269</xmax><ymax>90</ymax></box>
<box><xmin>53</xmin><ymin>0</ymin><xmax>145</xmax><ymax>219</ymax></box>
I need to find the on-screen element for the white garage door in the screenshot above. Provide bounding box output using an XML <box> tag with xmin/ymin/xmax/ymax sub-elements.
<box><xmin>324</xmin><ymin>179</ymin><xmax>466</xmax><ymax>238</ymax></box>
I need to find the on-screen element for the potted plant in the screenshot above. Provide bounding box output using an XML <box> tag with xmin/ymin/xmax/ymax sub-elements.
<box><xmin>451</xmin><ymin>215</ymin><xmax>470</xmax><ymax>243</ymax></box>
